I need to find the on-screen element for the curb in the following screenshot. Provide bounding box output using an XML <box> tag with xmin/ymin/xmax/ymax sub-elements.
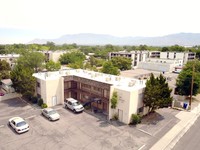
<box><xmin>164</xmin><ymin>109</ymin><xmax>200</xmax><ymax>149</ymax></box>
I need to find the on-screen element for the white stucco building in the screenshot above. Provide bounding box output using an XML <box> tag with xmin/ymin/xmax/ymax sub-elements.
<box><xmin>33</xmin><ymin>69</ymin><xmax>146</xmax><ymax>124</ymax></box>
<box><xmin>43</xmin><ymin>50</ymin><xmax>67</xmax><ymax>62</ymax></box>
<box><xmin>109</xmin><ymin>51</ymin><xmax>148</xmax><ymax>69</ymax></box>
<box><xmin>160</xmin><ymin>51</ymin><xmax>196</xmax><ymax>64</ymax></box>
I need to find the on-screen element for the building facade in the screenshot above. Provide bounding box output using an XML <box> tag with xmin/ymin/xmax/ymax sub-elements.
<box><xmin>109</xmin><ymin>51</ymin><xmax>148</xmax><ymax>69</ymax></box>
<box><xmin>42</xmin><ymin>50</ymin><xmax>67</xmax><ymax>62</ymax></box>
<box><xmin>33</xmin><ymin>69</ymin><xmax>146</xmax><ymax>124</ymax></box>
<box><xmin>160</xmin><ymin>51</ymin><xmax>196</xmax><ymax>64</ymax></box>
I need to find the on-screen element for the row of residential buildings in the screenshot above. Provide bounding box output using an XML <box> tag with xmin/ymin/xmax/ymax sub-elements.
<box><xmin>0</xmin><ymin>50</ymin><xmax>196</xmax><ymax>73</ymax></box>
<box><xmin>109</xmin><ymin>51</ymin><xmax>196</xmax><ymax>72</ymax></box>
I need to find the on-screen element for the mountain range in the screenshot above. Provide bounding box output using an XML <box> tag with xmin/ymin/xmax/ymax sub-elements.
<box><xmin>29</xmin><ymin>33</ymin><xmax>200</xmax><ymax>46</ymax></box>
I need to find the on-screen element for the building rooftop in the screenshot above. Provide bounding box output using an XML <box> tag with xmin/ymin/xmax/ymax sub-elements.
<box><xmin>33</xmin><ymin>69</ymin><xmax>146</xmax><ymax>91</ymax></box>
<box><xmin>0</xmin><ymin>54</ymin><xmax>20</xmax><ymax>58</ymax></box>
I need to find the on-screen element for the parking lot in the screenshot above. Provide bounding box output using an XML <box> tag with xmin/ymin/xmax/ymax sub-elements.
<box><xmin>0</xmin><ymin>97</ymin><xmax>182</xmax><ymax>150</ymax></box>
<box><xmin>0</xmin><ymin>98</ymin><xmax>154</xmax><ymax>150</ymax></box>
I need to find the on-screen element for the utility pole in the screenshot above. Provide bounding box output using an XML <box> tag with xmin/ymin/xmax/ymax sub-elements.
<box><xmin>189</xmin><ymin>63</ymin><xmax>195</xmax><ymax>109</ymax></box>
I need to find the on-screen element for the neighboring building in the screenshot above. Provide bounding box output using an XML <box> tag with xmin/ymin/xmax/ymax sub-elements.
<box><xmin>160</xmin><ymin>52</ymin><xmax>196</xmax><ymax>64</ymax></box>
<box><xmin>138</xmin><ymin>58</ymin><xmax>183</xmax><ymax>72</ymax></box>
<box><xmin>109</xmin><ymin>51</ymin><xmax>148</xmax><ymax>69</ymax></box>
<box><xmin>0</xmin><ymin>54</ymin><xmax>20</xmax><ymax>69</ymax></box>
<box><xmin>33</xmin><ymin>69</ymin><xmax>146</xmax><ymax>124</ymax></box>
<box><xmin>1</xmin><ymin>79</ymin><xmax>15</xmax><ymax>93</ymax></box>
<box><xmin>43</xmin><ymin>50</ymin><xmax>68</xmax><ymax>62</ymax></box>
<box><xmin>148</xmin><ymin>51</ymin><xmax>160</xmax><ymax>58</ymax></box>
<box><xmin>109</xmin><ymin>51</ymin><xmax>195</xmax><ymax>72</ymax></box>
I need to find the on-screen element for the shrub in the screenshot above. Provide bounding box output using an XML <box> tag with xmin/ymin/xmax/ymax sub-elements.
<box><xmin>112</xmin><ymin>113</ymin><xmax>118</xmax><ymax>120</ymax></box>
<box><xmin>41</xmin><ymin>103</ymin><xmax>48</xmax><ymax>108</ymax></box>
<box><xmin>38</xmin><ymin>98</ymin><xmax>43</xmax><ymax>106</ymax></box>
<box><xmin>23</xmin><ymin>92</ymin><xmax>33</xmax><ymax>101</ymax></box>
<box><xmin>130</xmin><ymin>114</ymin><xmax>141</xmax><ymax>125</ymax></box>
<box><xmin>31</xmin><ymin>96</ymin><xmax>38</xmax><ymax>104</ymax></box>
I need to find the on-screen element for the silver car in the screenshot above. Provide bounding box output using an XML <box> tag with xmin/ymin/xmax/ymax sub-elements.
<box><xmin>9</xmin><ymin>117</ymin><xmax>29</xmax><ymax>134</ymax></box>
<box><xmin>42</xmin><ymin>108</ymin><xmax>60</xmax><ymax>121</ymax></box>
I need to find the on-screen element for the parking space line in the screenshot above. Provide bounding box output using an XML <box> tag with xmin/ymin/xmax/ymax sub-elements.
<box><xmin>137</xmin><ymin>128</ymin><xmax>153</xmax><ymax>136</ymax></box>
<box><xmin>25</xmin><ymin>115</ymin><xmax>36</xmax><ymax>120</ymax></box>
<box><xmin>0</xmin><ymin>125</ymin><xmax>4</xmax><ymax>128</ymax></box>
<box><xmin>138</xmin><ymin>144</ymin><xmax>146</xmax><ymax>150</ymax></box>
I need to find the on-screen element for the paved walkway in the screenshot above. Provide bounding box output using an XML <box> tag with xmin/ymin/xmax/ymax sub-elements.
<box><xmin>150</xmin><ymin>103</ymin><xmax>200</xmax><ymax>150</ymax></box>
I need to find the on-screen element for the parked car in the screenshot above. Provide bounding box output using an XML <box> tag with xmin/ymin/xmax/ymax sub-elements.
<box><xmin>0</xmin><ymin>92</ymin><xmax>4</xmax><ymax>96</ymax></box>
<box><xmin>8</xmin><ymin>117</ymin><xmax>29</xmax><ymax>134</ymax></box>
<box><xmin>41</xmin><ymin>108</ymin><xmax>60</xmax><ymax>121</ymax></box>
<box><xmin>64</xmin><ymin>98</ymin><xmax>84</xmax><ymax>113</ymax></box>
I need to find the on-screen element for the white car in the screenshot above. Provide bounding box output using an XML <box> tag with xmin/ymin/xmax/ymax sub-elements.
<box><xmin>64</xmin><ymin>98</ymin><xmax>84</xmax><ymax>113</ymax></box>
<box><xmin>42</xmin><ymin>108</ymin><xmax>60</xmax><ymax>121</ymax></box>
<box><xmin>8</xmin><ymin>117</ymin><xmax>29</xmax><ymax>134</ymax></box>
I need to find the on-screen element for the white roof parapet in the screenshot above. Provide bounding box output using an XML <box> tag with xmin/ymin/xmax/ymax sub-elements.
<box><xmin>33</xmin><ymin>69</ymin><xmax>146</xmax><ymax>90</ymax></box>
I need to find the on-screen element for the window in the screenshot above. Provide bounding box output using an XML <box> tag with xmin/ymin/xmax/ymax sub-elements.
<box><xmin>37</xmin><ymin>82</ymin><xmax>40</xmax><ymax>88</ymax></box>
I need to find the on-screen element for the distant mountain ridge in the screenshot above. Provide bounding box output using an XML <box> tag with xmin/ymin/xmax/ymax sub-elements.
<box><xmin>29</xmin><ymin>33</ymin><xmax>200</xmax><ymax>46</ymax></box>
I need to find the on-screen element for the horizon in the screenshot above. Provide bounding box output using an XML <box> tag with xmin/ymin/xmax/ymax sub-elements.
<box><xmin>1</xmin><ymin>0</ymin><xmax>200</xmax><ymax>44</ymax></box>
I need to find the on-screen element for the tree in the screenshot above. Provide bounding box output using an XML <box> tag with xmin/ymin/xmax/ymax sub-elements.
<box><xmin>0</xmin><ymin>60</ymin><xmax>11</xmax><ymax>80</ymax></box>
<box><xmin>10</xmin><ymin>65</ymin><xmax>36</xmax><ymax>97</ymax></box>
<box><xmin>111</xmin><ymin>57</ymin><xmax>132</xmax><ymax>70</ymax></box>
<box><xmin>46</xmin><ymin>41</ymin><xmax>55</xmax><ymax>50</ymax></box>
<box><xmin>17</xmin><ymin>52</ymin><xmax>45</xmax><ymax>72</ymax></box>
<box><xmin>46</xmin><ymin>60</ymin><xmax>61</xmax><ymax>71</ymax></box>
<box><xmin>59</xmin><ymin>51</ymin><xmax>86</xmax><ymax>66</ymax></box>
<box><xmin>143</xmin><ymin>73</ymin><xmax>172</xmax><ymax>113</ymax></box>
<box><xmin>176</xmin><ymin>60</ymin><xmax>200</xmax><ymax>96</ymax></box>
<box><xmin>111</xmin><ymin>91</ymin><xmax>118</xmax><ymax>109</ymax></box>
<box><xmin>101</xmin><ymin>61</ymin><xmax>120</xmax><ymax>75</ymax></box>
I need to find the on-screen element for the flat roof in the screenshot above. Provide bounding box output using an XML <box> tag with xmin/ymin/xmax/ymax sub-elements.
<box><xmin>33</xmin><ymin>69</ymin><xmax>146</xmax><ymax>91</ymax></box>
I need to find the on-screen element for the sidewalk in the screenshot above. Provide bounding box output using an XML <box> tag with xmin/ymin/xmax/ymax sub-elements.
<box><xmin>149</xmin><ymin>103</ymin><xmax>200</xmax><ymax>150</ymax></box>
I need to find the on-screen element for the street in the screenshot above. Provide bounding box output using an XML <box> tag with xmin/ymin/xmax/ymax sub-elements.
<box><xmin>173</xmin><ymin>115</ymin><xmax>200</xmax><ymax>150</ymax></box>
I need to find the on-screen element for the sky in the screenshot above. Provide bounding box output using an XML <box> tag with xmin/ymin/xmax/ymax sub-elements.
<box><xmin>0</xmin><ymin>0</ymin><xmax>200</xmax><ymax>44</ymax></box>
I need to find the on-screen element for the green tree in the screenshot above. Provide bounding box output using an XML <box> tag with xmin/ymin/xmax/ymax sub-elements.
<box><xmin>46</xmin><ymin>60</ymin><xmax>61</xmax><ymax>71</ymax></box>
<box><xmin>101</xmin><ymin>61</ymin><xmax>120</xmax><ymax>75</ymax></box>
<box><xmin>46</xmin><ymin>41</ymin><xmax>55</xmax><ymax>50</ymax></box>
<box><xmin>0</xmin><ymin>60</ymin><xmax>11</xmax><ymax>80</ymax></box>
<box><xmin>59</xmin><ymin>51</ymin><xmax>86</xmax><ymax>67</ymax></box>
<box><xmin>176</xmin><ymin>60</ymin><xmax>200</xmax><ymax>96</ymax></box>
<box><xmin>143</xmin><ymin>73</ymin><xmax>172</xmax><ymax>113</ymax></box>
<box><xmin>11</xmin><ymin>65</ymin><xmax>36</xmax><ymax>97</ymax></box>
<box><xmin>111</xmin><ymin>57</ymin><xmax>132</xmax><ymax>70</ymax></box>
<box><xmin>111</xmin><ymin>91</ymin><xmax>118</xmax><ymax>109</ymax></box>
<box><xmin>17</xmin><ymin>51</ymin><xmax>45</xmax><ymax>72</ymax></box>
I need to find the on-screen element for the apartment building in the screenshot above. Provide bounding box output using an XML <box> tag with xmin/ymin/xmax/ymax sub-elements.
<box><xmin>160</xmin><ymin>52</ymin><xmax>196</xmax><ymax>64</ymax></box>
<box><xmin>33</xmin><ymin>69</ymin><xmax>146</xmax><ymax>124</ymax></box>
<box><xmin>109</xmin><ymin>51</ymin><xmax>148</xmax><ymax>69</ymax></box>
<box><xmin>42</xmin><ymin>50</ymin><xmax>67</xmax><ymax>62</ymax></box>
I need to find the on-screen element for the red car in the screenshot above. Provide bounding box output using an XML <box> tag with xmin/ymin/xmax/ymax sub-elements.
<box><xmin>0</xmin><ymin>92</ymin><xmax>4</xmax><ymax>96</ymax></box>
